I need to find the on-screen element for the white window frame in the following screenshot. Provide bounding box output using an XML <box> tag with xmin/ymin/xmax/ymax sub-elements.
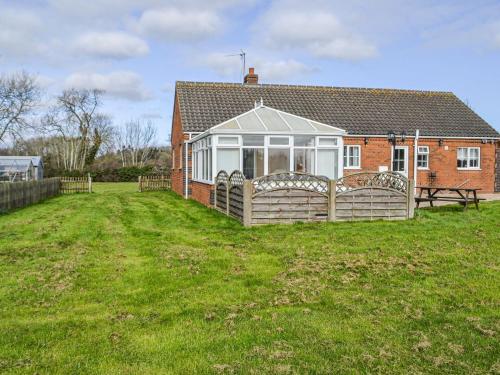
<box><xmin>457</xmin><ymin>147</ymin><xmax>480</xmax><ymax>170</ymax></box>
<box><xmin>192</xmin><ymin>134</ymin><xmax>343</xmax><ymax>183</ymax></box>
<box><xmin>417</xmin><ymin>146</ymin><xmax>429</xmax><ymax>170</ymax></box>
<box><xmin>343</xmin><ymin>145</ymin><xmax>361</xmax><ymax>169</ymax></box>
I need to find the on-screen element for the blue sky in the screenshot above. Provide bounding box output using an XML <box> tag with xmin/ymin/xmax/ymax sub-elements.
<box><xmin>1</xmin><ymin>0</ymin><xmax>499</xmax><ymax>144</ymax></box>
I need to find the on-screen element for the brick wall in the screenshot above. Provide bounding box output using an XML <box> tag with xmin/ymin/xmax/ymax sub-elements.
<box><xmin>191</xmin><ymin>181</ymin><xmax>214</xmax><ymax>207</ymax></box>
<box><xmin>171</xmin><ymin>96</ymin><xmax>189</xmax><ymax>197</ymax></box>
<box><xmin>343</xmin><ymin>137</ymin><xmax>497</xmax><ymax>192</ymax></box>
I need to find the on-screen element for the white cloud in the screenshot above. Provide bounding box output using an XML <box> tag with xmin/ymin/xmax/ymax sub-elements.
<box><xmin>254</xmin><ymin>59</ymin><xmax>315</xmax><ymax>82</ymax></box>
<box><xmin>255</xmin><ymin>5</ymin><xmax>378</xmax><ymax>61</ymax></box>
<box><xmin>135</xmin><ymin>7</ymin><xmax>223</xmax><ymax>41</ymax></box>
<box><xmin>201</xmin><ymin>52</ymin><xmax>314</xmax><ymax>82</ymax></box>
<box><xmin>74</xmin><ymin>32</ymin><xmax>149</xmax><ymax>59</ymax></box>
<box><xmin>65</xmin><ymin>71</ymin><xmax>152</xmax><ymax>101</ymax></box>
<box><xmin>0</xmin><ymin>8</ymin><xmax>45</xmax><ymax>59</ymax></box>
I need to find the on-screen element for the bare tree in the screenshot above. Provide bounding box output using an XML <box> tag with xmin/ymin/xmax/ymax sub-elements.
<box><xmin>117</xmin><ymin>120</ymin><xmax>157</xmax><ymax>167</ymax></box>
<box><xmin>43</xmin><ymin>88</ymin><xmax>110</xmax><ymax>171</ymax></box>
<box><xmin>0</xmin><ymin>72</ymin><xmax>40</xmax><ymax>142</ymax></box>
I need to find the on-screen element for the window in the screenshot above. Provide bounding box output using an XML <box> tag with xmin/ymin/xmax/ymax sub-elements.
<box><xmin>243</xmin><ymin>148</ymin><xmax>264</xmax><ymax>179</ymax></box>
<box><xmin>217</xmin><ymin>148</ymin><xmax>239</xmax><ymax>174</ymax></box>
<box><xmin>318</xmin><ymin>137</ymin><xmax>338</xmax><ymax>146</ymax></box>
<box><xmin>294</xmin><ymin>148</ymin><xmax>315</xmax><ymax>173</ymax></box>
<box><xmin>457</xmin><ymin>147</ymin><xmax>480</xmax><ymax>169</ymax></box>
<box><xmin>417</xmin><ymin>146</ymin><xmax>429</xmax><ymax>169</ymax></box>
<box><xmin>343</xmin><ymin>145</ymin><xmax>360</xmax><ymax>168</ymax></box>
<box><xmin>179</xmin><ymin>145</ymin><xmax>183</xmax><ymax>169</ymax></box>
<box><xmin>268</xmin><ymin>149</ymin><xmax>290</xmax><ymax>174</ymax></box>
<box><xmin>218</xmin><ymin>136</ymin><xmax>239</xmax><ymax>145</ymax></box>
<box><xmin>192</xmin><ymin>137</ymin><xmax>213</xmax><ymax>182</ymax></box>
<box><xmin>269</xmin><ymin>136</ymin><xmax>290</xmax><ymax>146</ymax></box>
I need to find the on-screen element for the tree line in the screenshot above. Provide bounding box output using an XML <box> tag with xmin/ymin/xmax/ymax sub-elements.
<box><xmin>0</xmin><ymin>72</ymin><xmax>171</xmax><ymax>179</ymax></box>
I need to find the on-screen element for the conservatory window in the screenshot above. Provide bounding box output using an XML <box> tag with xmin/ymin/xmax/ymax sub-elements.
<box><xmin>318</xmin><ymin>137</ymin><xmax>338</xmax><ymax>146</ymax></box>
<box><xmin>294</xmin><ymin>148</ymin><xmax>315</xmax><ymax>174</ymax></box>
<box><xmin>243</xmin><ymin>135</ymin><xmax>264</xmax><ymax>146</ymax></box>
<box><xmin>243</xmin><ymin>148</ymin><xmax>264</xmax><ymax>179</ymax></box>
<box><xmin>217</xmin><ymin>148</ymin><xmax>240</xmax><ymax>174</ymax></box>
<box><xmin>218</xmin><ymin>136</ymin><xmax>239</xmax><ymax>145</ymax></box>
<box><xmin>269</xmin><ymin>136</ymin><xmax>290</xmax><ymax>146</ymax></box>
<box><xmin>268</xmin><ymin>149</ymin><xmax>290</xmax><ymax>174</ymax></box>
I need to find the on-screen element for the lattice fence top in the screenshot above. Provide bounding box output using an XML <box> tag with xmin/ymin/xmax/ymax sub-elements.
<box><xmin>336</xmin><ymin>172</ymin><xmax>408</xmax><ymax>194</ymax></box>
<box><xmin>216</xmin><ymin>170</ymin><xmax>228</xmax><ymax>185</ymax></box>
<box><xmin>229</xmin><ymin>170</ymin><xmax>245</xmax><ymax>186</ymax></box>
<box><xmin>252</xmin><ymin>172</ymin><xmax>329</xmax><ymax>195</ymax></box>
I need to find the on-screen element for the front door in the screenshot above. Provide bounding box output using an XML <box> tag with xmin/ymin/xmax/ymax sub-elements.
<box><xmin>392</xmin><ymin>146</ymin><xmax>409</xmax><ymax>177</ymax></box>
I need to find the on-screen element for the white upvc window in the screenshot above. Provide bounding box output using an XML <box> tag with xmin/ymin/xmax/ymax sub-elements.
<box><xmin>417</xmin><ymin>146</ymin><xmax>429</xmax><ymax>169</ymax></box>
<box><xmin>343</xmin><ymin>145</ymin><xmax>361</xmax><ymax>169</ymax></box>
<box><xmin>457</xmin><ymin>147</ymin><xmax>480</xmax><ymax>169</ymax></box>
<box><xmin>192</xmin><ymin>136</ymin><xmax>213</xmax><ymax>183</ymax></box>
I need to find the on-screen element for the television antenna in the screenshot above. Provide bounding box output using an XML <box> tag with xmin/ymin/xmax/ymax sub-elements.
<box><xmin>226</xmin><ymin>50</ymin><xmax>246</xmax><ymax>81</ymax></box>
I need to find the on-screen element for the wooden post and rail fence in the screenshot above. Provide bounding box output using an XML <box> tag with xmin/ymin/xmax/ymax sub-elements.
<box><xmin>215</xmin><ymin>171</ymin><xmax>415</xmax><ymax>227</ymax></box>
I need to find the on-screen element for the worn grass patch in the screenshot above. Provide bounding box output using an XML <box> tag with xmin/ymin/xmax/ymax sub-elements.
<box><xmin>0</xmin><ymin>183</ymin><xmax>499</xmax><ymax>374</ymax></box>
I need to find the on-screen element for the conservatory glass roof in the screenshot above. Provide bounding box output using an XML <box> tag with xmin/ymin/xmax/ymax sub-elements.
<box><xmin>191</xmin><ymin>104</ymin><xmax>345</xmax><ymax>141</ymax></box>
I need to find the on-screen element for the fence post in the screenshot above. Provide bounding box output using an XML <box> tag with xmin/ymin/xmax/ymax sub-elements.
<box><xmin>138</xmin><ymin>176</ymin><xmax>142</xmax><ymax>192</ymax></box>
<box><xmin>243</xmin><ymin>180</ymin><xmax>252</xmax><ymax>227</ymax></box>
<box><xmin>407</xmin><ymin>179</ymin><xmax>415</xmax><ymax>218</ymax></box>
<box><xmin>88</xmin><ymin>173</ymin><xmax>92</xmax><ymax>193</ymax></box>
<box><xmin>226</xmin><ymin>180</ymin><xmax>230</xmax><ymax>216</ymax></box>
<box><xmin>328</xmin><ymin>179</ymin><xmax>336</xmax><ymax>222</ymax></box>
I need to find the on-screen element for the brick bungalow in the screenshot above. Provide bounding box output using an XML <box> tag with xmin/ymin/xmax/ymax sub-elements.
<box><xmin>171</xmin><ymin>68</ymin><xmax>499</xmax><ymax>206</ymax></box>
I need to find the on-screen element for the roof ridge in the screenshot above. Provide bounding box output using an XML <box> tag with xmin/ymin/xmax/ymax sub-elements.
<box><xmin>175</xmin><ymin>81</ymin><xmax>454</xmax><ymax>95</ymax></box>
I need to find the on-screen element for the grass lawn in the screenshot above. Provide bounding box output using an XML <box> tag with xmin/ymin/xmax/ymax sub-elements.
<box><xmin>0</xmin><ymin>182</ymin><xmax>499</xmax><ymax>374</ymax></box>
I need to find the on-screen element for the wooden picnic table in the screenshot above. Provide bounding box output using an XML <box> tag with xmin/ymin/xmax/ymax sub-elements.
<box><xmin>415</xmin><ymin>186</ymin><xmax>484</xmax><ymax>210</ymax></box>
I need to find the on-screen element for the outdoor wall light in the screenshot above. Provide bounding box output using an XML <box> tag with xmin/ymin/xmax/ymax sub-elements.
<box><xmin>387</xmin><ymin>131</ymin><xmax>396</xmax><ymax>145</ymax></box>
<box><xmin>364</xmin><ymin>137</ymin><xmax>369</xmax><ymax>145</ymax></box>
<box><xmin>438</xmin><ymin>139</ymin><xmax>444</xmax><ymax>147</ymax></box>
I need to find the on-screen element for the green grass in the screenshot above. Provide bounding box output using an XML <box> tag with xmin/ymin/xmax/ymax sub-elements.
<box><xmin>0</xmin><ymin>183</ymin><xmax>499</xmax><ymax>374</ymax></box>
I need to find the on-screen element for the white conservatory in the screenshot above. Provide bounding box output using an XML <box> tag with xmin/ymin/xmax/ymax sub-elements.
<box><xmin>190</xmin><ymin>103</ymin><xmax>346</xmax><ymax>183</ymax></box>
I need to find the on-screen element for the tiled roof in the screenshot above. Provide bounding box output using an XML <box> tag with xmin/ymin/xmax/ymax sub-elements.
<box><xmin>175</xmin><ymin>82</ymin><xmax>499</xmax><ymax>138</ymax></box>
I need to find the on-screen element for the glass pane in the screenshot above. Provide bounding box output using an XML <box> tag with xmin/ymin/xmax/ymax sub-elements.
<box><xmin>269</xmin><ymin>137</ymin><xmax>289</xmax><ymax>146</ymax></box>
<box><xmin>217</xmin><ymin>148</ymin><xmax>240</xmax><ymax>174</ymax></box>
<box><xmin>294</xmin><ymin>149</ymin><xmax>315</xmax><ymax>173</ymax></box>
<box><xmin>218</xmin><ymin>136</ymin><xmax>239</xmax><ymax>145</ymax></box>
<box><xmin>243</xmin><ymin>135</ymin><xmax>264</xmax><ymax>146</ymax></box>
<box><xmin>218</xmin><ymin>120</ymin><xmax>240</xmax><ymax>130</ymax></box>
<box><xmin>457</xmin><ymin>148</ymin><xmax>467</xmax><ymax>168</ymax></box>
<box><xmin>243</xmin><ymin>148</ymin><xmax>265</xmax><ymax>179</ymax></box>
<box><xmin>317</xmin><ymin>149</ymin><xmax>338</xmax><ymax>179</ymax></box>
<box><xmin>279</xmin><ymin>112</ymin><xmax>313</xmax><ymax>131</ymax></box>
<box><xmin>256</xmin><ymin>107</ymin><xmax>289</xmax><ymax>131</ymax></box>
<box><xmin>318</xmin><ymin>138</ymin><xmax>337</xmax><ymax>146</ymax></box>
<box><xmin>294</xmin><ymin>135</ymin><xmax>314</xmax><ymax>147</ymax></box>
<box><xmin>208</xmin><ymin>148</ymin><xmax>212</xmax><ymax>180</ymax></box>
<box><xmin>268</xmin><ymin>149</ymin><xmax>290</xmax><ymax>174</ymax></box>
<box><xmin>237</xmin><ymin>111</ymin><xmax>266</xmax><ymax>130</ymax></box>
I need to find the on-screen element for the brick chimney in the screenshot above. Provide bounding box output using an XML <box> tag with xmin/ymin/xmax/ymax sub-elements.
<box><xmin>244</xmin><ymin>67</ymin><xmax>258</xmax><ymax>84</ymax></box>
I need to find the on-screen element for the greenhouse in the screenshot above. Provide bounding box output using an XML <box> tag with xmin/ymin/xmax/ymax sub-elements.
<box><xmin>189</xmin><ymin>103</ymin><xmax>346</xmax><ymax>183</ymax></box>
<box><xmin>0</xmin><ymin>157</ymin><xmax>35</xmax><ymax>182</ymax></box>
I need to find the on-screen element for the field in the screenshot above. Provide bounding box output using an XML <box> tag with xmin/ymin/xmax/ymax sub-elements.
<box><xmin>0</xmin><ymin>183</ymin><xmax>499</xmax><ymax>374</ymax></box>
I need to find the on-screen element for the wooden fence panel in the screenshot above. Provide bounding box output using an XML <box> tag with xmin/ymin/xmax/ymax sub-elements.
<box><xmin>214</xmin><ymin>171</ymin><xmax>229</xmax><ymax>213</ymax></box>
<box><xmin>0</xmin><ymin>178</ymin><xmax>61</xmax><ymax>213</ymax></box>
<box><xmin>139</xmin><ymin>175</ymin><xmax>171</xmax><ymax>192</ymax></box>
<box><xmin>61</xmin><ymin>175</ymin><xmax>92</xmax><ymax>194</ymax></box>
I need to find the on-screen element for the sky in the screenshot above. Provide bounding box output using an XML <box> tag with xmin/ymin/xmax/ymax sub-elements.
<box><xmin>1</xmin><ymin>0</ymin><xmax>499</xmax><ymax>145</ymax></box>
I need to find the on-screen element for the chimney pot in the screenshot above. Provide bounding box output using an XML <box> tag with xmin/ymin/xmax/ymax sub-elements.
<box><xmin>244</xmin><ymin>67</ymin><xmax>258</xmax><ymax>85</ymax></box>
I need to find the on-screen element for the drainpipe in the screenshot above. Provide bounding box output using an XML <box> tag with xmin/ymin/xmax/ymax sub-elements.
<box><xmin>413</xmin><ymin>129</ymin><xmax>419</xmax><ymax>193</ymax></box>
<box><xmin>184</xmin><ymin>135</ymin><xmax>190</xmax><ymax>199</ymax></box>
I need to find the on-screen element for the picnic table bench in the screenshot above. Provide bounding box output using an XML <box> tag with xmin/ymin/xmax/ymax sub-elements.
<box><xmin>415</xmin><ymin>186</ymin><xmax>485</xmax><ymax>210</ymax></box>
